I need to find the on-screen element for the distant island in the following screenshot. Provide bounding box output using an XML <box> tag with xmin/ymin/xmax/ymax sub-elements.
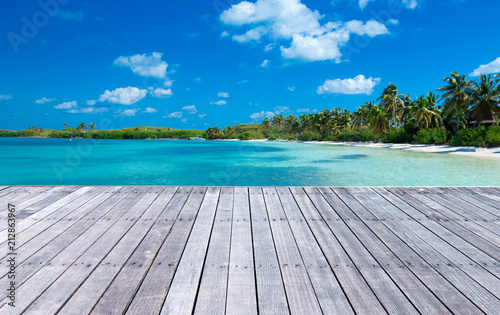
<box><xmin>2</xmin><ymin>71</ymin><xmax>499</xmax><ymax>148</ymax></box>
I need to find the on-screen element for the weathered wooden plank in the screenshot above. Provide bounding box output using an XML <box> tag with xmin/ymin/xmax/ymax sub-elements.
<box><xmin>91</xmin><ymin>187</ymin><xmax>191</xmax><ymax>315</ymax></box>
<box><xmin>0</xmin><ymin>187</ymin><xmax>107</xmax><ymax>261</ymax></box>
<box><xmin>0</xmin><ymin>187</ymin><xmax>150</xmax><ymax>313</ymax></box>
<box><xmin>0</xmin><ymin>186</ymin><xmax>131</xmax><ymax>295</ymax></box>
<box><xmin>418</xmin><ymin>189</ymin><xmax>500</xmax><ymax>231</ymax></box>
<box><xmin>248</xmin><ymin>187</ymin><xmax>289</xmax><ymax>315</ymax></box>
<box><xmin>448</xmin><ymin>187</ymin><xmax>500</xmax><ymax>215</ymax></box>
<box><xmin>390</xmin><ymin>188</ymin><xmax>500</xmax><ymax>249</ymax></box>
<box><xmin>24</xmin><ymin>187</ymin><xmax>165</xmax><ymax>314</ymax></box>
<box><xmin>262</xmin><ymin>187</ymin><xmax>323</xmax><ymax>315</ymax></box>
<box><xmin>58</xmin><ymin>187</ymin><xmax>177</xmax><ymax>315</ymax></box>
<box><xmin>0</xmin><ymin>186</ymin><xmax>93</xmax><ymax>239</ymax></box>
<box><xmin>344</xmin><ymin>188</ymin><xmax>500</xmax><ymax>314</ymax></box>
<box><xmin>124</xmin><ymin>187</ymin><xmax>205</xmax><ymax>315</ymax></box>
<box><xmin>318</xmin><ymin>188</ymin><xmax>419</xmax><ymax>314</ymax></box>
<box><xmin>159</xmin><ymin>187</ymin><xmax>220</xmax><ymax>315</ymax></box>
<box><xmin>193</xmin><ymin>187</ymin><xmax>234</xmax><ymax>315</ymax></box>
<box><xmin>469</xmin><ymin>187</ymin><xmax>500</xmax><ymax>204</ymax></box>
<box><xmin>0</xmin><ymin>186</ymin><xmax>63</xmax><ymax>219</ymax></box>
<box><xmin>302</xmin><ymin>187</ymin><xmax>386</xmax><ymax>314</ymax></box>
<box><xmin>379</xmin><ymin>188</ymin><xmax>500</xmax><ymax>267</ymax></box>
<box><xmin>322</xmin><ymin>187</ymin><xmax>483</xmax><ymax>314</ymax></box>
<box><xmin>225</xmin><ymin>187</ymin><xmax>258</xmax><ymax>315</ymax></box>
<box><xmin>282</xmin><ymin>188</ymin><xmax>354</xmax><ymax>314</ymax></box>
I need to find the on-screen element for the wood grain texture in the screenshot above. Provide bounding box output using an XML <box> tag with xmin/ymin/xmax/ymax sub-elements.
<box><xmin>0</xmin><ymin>186</ymin><xmax>498</xmax><ymax>314</ymax></box>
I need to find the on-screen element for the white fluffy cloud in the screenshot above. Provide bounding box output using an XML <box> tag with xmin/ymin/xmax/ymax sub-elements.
<box><xmin>317</xmin><ymin>75</ymin><xmax>381</xmax><ymax>95</ymax></box>
<box><xmin>54</xmin><ymin>101</ymin><xmax>78</xmax><ymax>109</ymax></box>
<box><xmin>167</xmin><ymin>111</ymin><xmax>183</xmax><ymax>118</ymax></box>
<box><xmin>198</xmin><ymin>114</ymin><xmax>207</xmax><ymax>118</ymax></box>
<box><xmin>220</xmin><ymin>0</ymin><xmax>390</xmax><ymax>62</ymax></box>
<box><xmin>99</xmin><ymin>87</ymin><xmax>148</xmax><ymax>105</ymax></box>
<box><xmin>359</xmin><ymin>0</ymin><xmax>374</xmax><ymax>9</ymax></box>
<box><xmin>0</xmin><ymin>94</ymin><xmax>12</xmax><ymax>100</ymax></box>
<box><xmin>68</xmin><ymin>107</ymin><xmax>109</xmax><ymax>114</ymax></box>
<box><xmin>182</xmin><ymin>105</ymin><xmax>198</xmax><ymax>114</ymax></box>
<box><xmin>260</xmin><ymin>59</ymin><xmax>270</xmax><ymax>68</ymax></box>
<box><xmin>35</xmin><ymin>97</ymin><xmax>55</xmax><ymax>104</ymax></box>
<box><xmin>218</xmin><ymin>92</ymin><xmax>230</xmax><ymax>98</ymax></box>
<box><xmin>211</xmin><ymin>100</ymin><xmax>227</xmax><ymax>105</ymax></box>
<box><xmin>288</xmin><ymin>86</ymin><xmax>295</xmax><ymax>92</ymax></box>
<box><xmin>250</xmin><ymin>110</ymin><xmax>275</xmax><ymax>121</ymax></box>
<box><xmin>296</xmin><ymin>108</ymin><xmax>310</xmax><ymax>112</ymax></box>
<box><xmin>115</xmin><ymin>109</ymin><xmax>139</xmax><ymax>117</ymax></box>
<box><xmin>86</xmin><ymin>100</ymin><xmax>97</xmax><ymax>106</ymax></box>
<box><xmin>402</xmin><ymin>0</ymin><xmax>418</xmax><ymax>9</ymax></box>
<box><xmin>150</xmin><ymin>87</ymin><xmax>173</xmax><ymax>98</ymax></box>
<box><xmin>142</xmin><ymin>107</ymin><xmax>157</xmax><ymax>113</ymax></box>
<box><xmin>114</xmin><ymin>52</ymin><xmax>168</xmax><ymax>80</ymax></box>
<box><xmin>471</xmin><ymin>57</ymin><xmax>500</xmax><ymax>77</ymax></box>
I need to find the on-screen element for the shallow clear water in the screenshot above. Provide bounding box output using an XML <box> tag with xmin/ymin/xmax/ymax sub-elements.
<box><xmin>0</xmin><ymin>137</ymin><xmax>498</xmax><ymax>186</ymax></box>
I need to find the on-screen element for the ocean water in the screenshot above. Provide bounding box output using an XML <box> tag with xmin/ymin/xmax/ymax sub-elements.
<box><xmin>0</xmin><ymin>137</ymin><xmax>499</xmax><ymax>186</ymax></box>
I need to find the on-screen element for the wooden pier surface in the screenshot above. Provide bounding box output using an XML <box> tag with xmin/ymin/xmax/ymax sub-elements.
<box><xmin>0</xmin><ymin>186</ymin><xmax>499</xmax><ymax>314</ymax></box>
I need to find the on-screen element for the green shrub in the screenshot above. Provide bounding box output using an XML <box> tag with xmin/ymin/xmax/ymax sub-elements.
<box><xmin>485</xmin><ymin>125</ymin><xmax>500</xmax><ymax>147</ymax></box>
<box><xmin>413</xmin><ymin>128</ymin><xmax>450</xmax><ymax>145</ymax></box>
<box><xmin>451</xmin><ymin>126</ymin><xmax>487</xmax><ymax>147</ymax></box>
<box><xmin>383</xmin><ymin>128</ymin><xmax>411</xmax><ymax>144</ymax></box>
<box><xmin>238</xmin><ymin>132</ymin><xmax>252</xmax><ymax>140</ymax></box>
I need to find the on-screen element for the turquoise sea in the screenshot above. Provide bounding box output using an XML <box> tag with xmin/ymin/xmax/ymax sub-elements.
<box><xmin>0</xmin><ymin>137</ymin><xmax>499</xmax><ymax>186</ymax></box>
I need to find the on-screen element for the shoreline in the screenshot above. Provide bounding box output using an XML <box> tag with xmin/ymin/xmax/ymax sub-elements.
<box><xmin>4</xmin><ymin>136</ymin><xmax>500</xmax><ymax>160</ymax></box>
<box><xmin>304</xmin><ymin>141</ymin><xmax>500</xmax><ymax>160</ymax></box>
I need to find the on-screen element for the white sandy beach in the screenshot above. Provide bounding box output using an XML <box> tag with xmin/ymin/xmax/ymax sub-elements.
<box><xmin>310</xmin><ymin>141</ymin><xmax>500</xmax><ymax>160</ymax></box>
<box><xmin>245</xmin><ymin>139</ymin><xmax>500</xmax><ymax>160</ymax></box>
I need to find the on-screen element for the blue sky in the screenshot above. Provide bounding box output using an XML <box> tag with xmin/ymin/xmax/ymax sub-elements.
<box><xmin>1</xmin><ymin>0</ymin><xmax>499</xmax><ymax>130</ymax></box>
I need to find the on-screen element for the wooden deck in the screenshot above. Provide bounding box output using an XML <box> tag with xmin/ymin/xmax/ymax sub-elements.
<box><xmin>0</xmin><ymin>186</ymin><xmax>499</xmax><ymax>314</ymax></box>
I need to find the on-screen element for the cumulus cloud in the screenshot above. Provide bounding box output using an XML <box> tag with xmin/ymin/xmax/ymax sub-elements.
<box><xmin>274</xmin><ymin>106</ymin><xmax>291</xmax><ymax>114</ymax></box>
<box><xmin>470</xmin><ymin>57</ymin><xmax>500</xmax><ymax>77</ymax></box>
<box><xmin>57</xmin><ymin>10</ymin><xmax>84</xmax><ymax>21</ymax></box>
<box><xmin>182</xmin><ymin>105</ymin><xmax>198</xmax><ymax>114</ymax></box>
<box><xmin>115</xmin><ymin>108</ymin><xmax>139</xmax><ymax>117</ymax></box>
<box><xmin>250</xmin><ymin>110</ymin><xmax>275</xmax><ymax>121</ymax></box>
<box><xmin>296</xmin><ymin>108</ymin><xmax>310</xmax><ymax>113</ymax></box>
<box><xmin>167</xmin><ymin>111</ymin><xmax>183</xmax><ymax>118</ymax></box>
<box><xmin>221</xmin><ymin>30</ymin><xmax>230</xmax><ymax>37</ymax></box>
<box><xmin>0</xmin><ymin>94</ymin><xmax>12</xmax><ymax>100</ymax></box>
<box><xmin>317</xmin><ymin>74</ymin><xmax>381</xmax><ymax>95</ymax></box>
<box><xmin>260</xmin><ymin>59</ymin><xmax>270</xmax><ymax>68</ymax></box>
<box><xmin>99</xmin><ymin>87</ymin><xmax>148</xmax><ymax>105</ymax></box>
<box><xmin>402</xmin><ymin>0</ymin><xmax>418</xmax><ymax>9</ymax></box>
<box><xmin>54</xmin><ymin>101</ymin><xmax>78</xmax><ymax>110</ymax></box>
<box><xmin>142</xmin><ymin>107</ymin><xmax>157</xmax><ymax>113</ymax></box>
<box><xmin>150</xmin><ymin>87</ymin><xmax>173</xmax><ymax>98</ymax></box>
<box><xmin>288</xmin><ymin>86</ymin><xmax>295</xmax><ymax>92</ymax></box>
<box><xmin>211</xmin><ymin>100</ymin><xmax>227</xmax><ymax>105</ymax></box>
<box><xmin>68</xmin><ymin>107</ymin><xmax>109</xmax><ymax>114</ymax></box>
<box><xmin>220</xmin><ymin>0</ymin><xmax>391</xmax><ymax>62</ymax></box>
<box><xmin>35</xmin><ymin>97</ymin><xmax>55</xmax><ymax>104</ymax></box>
<box><xmin>387</xmin><ymin>19</ymin><xmax>399</xmax><ymax>25</ymax></box>
<box><xmin>359</xmin><ymin>0</ymin><xmax>374</xmax><ymax>9</ymax></box>
<box><xmin>198</xmin><ymin>114</ymin><xmax>207</xmax><ymax>118</ymax></box>
<box><xmin>86</xmin><ymin>100</ymin><xmax>97</xmax><ymax>106</ymax></box>
<box><xmin>218</xmin><ymin>92</ymin><xmax>230</xmax><ymax>98</ymax></box>
<box><xmin>114</xmin><ymin>52</ymin><xmax>168</xmax><ymax>80</ymax></box>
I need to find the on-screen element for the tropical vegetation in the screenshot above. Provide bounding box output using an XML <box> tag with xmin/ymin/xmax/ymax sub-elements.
<box><xmin>1</xmin><ymin>71</ymin><xmax>499</xmax><ymax>147</ymax></box>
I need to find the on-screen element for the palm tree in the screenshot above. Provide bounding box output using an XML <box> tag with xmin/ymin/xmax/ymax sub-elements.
<box><xmin>261</xmin><ymin>118</ymin><xmax>272</xmax><ymax>137</ymax></box>
<box><xmin>89</xmin><ymin>122</ymin><xmax>96</xmax><ymax>130</ymax></box>
<box><xmin>353</xmin><ymin>101</ymin><xmax>374</xmax><ymax>131</ymax></box>
<box><xmin>298</xmin><ymin>114</ymin><xmax>310</xmax><ymax>137</ymax></box>
<box><xmin>379</xmin><ymin>83</ymin><xmax>405</xmax><ymax>136</ymax></box>
<box><xmin>77</xmin><ymin>122</ymin><xmax>86</xmax><ymax>130</ymax></box>
<box><xmin>437</xmin><ymin>71</ymin><xmax>471</xmax><ymax>134</ymax></box>
<box><xmin>410</xmin><ymin>94</ymin><xmax>442</xmax><ymax>129</ymax></box>
<box><xmin>368</xmin><ymin>105</ymin><xmax>389</xmax><ymax>139</ymax></box>
<box><xmin>466</xmin><ymin>74</ymin><xmax>500</xmax><ymax>126</ymax></box>
<box><xmin>271</xmin><ymin>114</ymin><xmax>284</xmax><ymax>138</ymax></box>
<box><xmin>63</xmin><ymin>123</ymin><xmax>68</xmax><ymax>128</ymax></box>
